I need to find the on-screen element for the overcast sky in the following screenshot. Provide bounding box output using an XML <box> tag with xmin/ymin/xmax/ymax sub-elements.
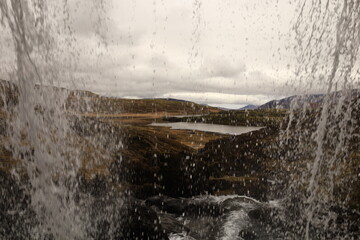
<box><xmin>0</xmin><ymin>0</ymin><xmax>299</xmax><ymax>109</ymax></box>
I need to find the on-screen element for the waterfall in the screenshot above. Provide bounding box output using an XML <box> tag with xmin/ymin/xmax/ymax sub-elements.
<box><xmin>284</xmin><ymin>1</ymin><xmax>360</xmax><ymax>238</ymax></box>
<box><xmin>0</xmin><ymin>1</ymin><xmax>109</xmax><ymax>238</ymax></box>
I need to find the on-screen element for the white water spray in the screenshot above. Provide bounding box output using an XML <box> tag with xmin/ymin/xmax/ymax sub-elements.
<box><xmin>0</xmin><ymin>1</ymin><xmax>109</xmax><ymax>238</ymax></box>
<box><xmin>286</xmin><ymin>1</ymin><xmax>360</xmax><ymax>238</ymax></box>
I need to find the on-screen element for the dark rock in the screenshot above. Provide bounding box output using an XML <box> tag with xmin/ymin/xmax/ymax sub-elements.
<box><xmin>146</xmin><ymin>195</ymin><xmax>224</xmax><ymax>217</ymax></box>
<box><xmin>146</xmin><ymin>196</ymin><xmax>187</xmax><ymax>215</ymax></box>
<box><xmin>118</xmin><ymin>203</ymin><xmax>169</xmax><ymax>240</ymax></box>
<box><xmin>88</xmin><ymin>196</ymin><xmax>168</xmax><ymax>240</ymax></box>
<box><xmin>186</xmin><ymin>201</ymin><xmax>224</xmax><ymax>217</ymax></box>
<box><xmin>0</xmin><ymin>171</ymin><xmax>34</xmax><ymax>239</ymax></box>
<box><xmin>208</xmin><ymin>177</ymin><xmax>267</xmax><ymax>201</ymax></box>
<box><xmin>110</xmin><ymin>155</ymin><xmax>156</xmax><ymax>185</ymax></box>
<box><xmin>248</xmin><ymin>208</ymin><xmax>270</xmax><ymax>222</ymax></box>
<box><xmin>248</xmin><ymin>209</ymin><xmax>262</xmax><ymax>220</ymax></box>
<box><xmin>77</xmin><ymin>173</ymin><xmax>109</xmax><ymax>197</ymax></box>
<box><xmin>156</xmin><ymin>211</ymin><xmax>190</xmax><ymax>235</ymax></box>
<box><xmin>239</xmin><ymin>229</ymin><xmax>257</xmax><ymax>240</ymax></box>
<box><xmin>0</xmin><ymin>119</ymin><xmax>6</xmax><ymax>136</ymax></box>
<box><xmin>132</xmin><ymin>183</ymin><xmax>160</xmax><ymax>199</ymax></box>
<box><xmin>328</xmin><ymin>205</ymin><xmax>360</xmax><ymax>237</ymax></box>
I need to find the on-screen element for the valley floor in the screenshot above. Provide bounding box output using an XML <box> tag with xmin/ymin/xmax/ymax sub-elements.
<box><xmin>0</xmin><ymin>86</ymin><xmax>359</xmax><ymax>239</ymax></box>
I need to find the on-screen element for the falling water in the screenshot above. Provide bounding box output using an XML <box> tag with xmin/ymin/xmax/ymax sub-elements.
<box><xmin>285</xmin><ymin>0</ymin><xmax>360</xmax><ymax>239</ymax></box>
<box><xmin>0</xmin><ymin>1</ymin><xmax>110</xmax><ymax>238</ymax></box>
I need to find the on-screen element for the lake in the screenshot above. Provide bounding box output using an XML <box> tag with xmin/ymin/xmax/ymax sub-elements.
<box><xmin>149</xmin><ymin>122</ymin><xmax>263</xmax><ymax>135</ymax></box>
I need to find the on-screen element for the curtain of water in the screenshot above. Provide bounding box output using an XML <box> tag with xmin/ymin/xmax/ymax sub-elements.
<box><xmin>0</xmin><ymin>1</ymin><xmax>84</xmax><ymax>238</ymax></box>
<box><xmin>286</xmin><ymin>0</ymin><xmax>360</xmax><ymax>238</ymax></box>
<box><xmin>0</xmin><ymin>1</ymin><xmax>108</xmax><ymax>239</ymax></box>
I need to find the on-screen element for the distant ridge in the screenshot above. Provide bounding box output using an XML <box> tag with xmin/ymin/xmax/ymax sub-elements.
<box><xmin>160</xmin><ymin>98</ymin><xmax>188</xmax><ymax>102</ymax></box>
<box><xmin>143</xmin><ymin>98</ymin><xmax>187</xmax><ymax>102</ymax></box>
<box><xmin>2</xmin><ymin>79</ymin><xmax>358</xmax><ymax>112</ymax></box>
<box><xmin>0</xmin><ymin>79</ymin><xmax>220</xmax><ymax>114</ymax></box>
<box><xmin>258</xmin><ymin>95</ymin><xmax>324</xmax><ymax>109</ymax></box>
<box><xmin>257</xmin><ymin>90</ymin><xmax>360</xmax><ymax>110</ymax></box>
<box><xmin>258</xmin><ymin>96</ymin><xmax>295</xmax><ymax>109</ymax></box>
<box><xmin>239</xmin><ymin>104</ymin><xmax>258</xmax><ymax>110</ymax></box>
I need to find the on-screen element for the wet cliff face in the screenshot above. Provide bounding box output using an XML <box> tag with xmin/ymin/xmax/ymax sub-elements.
<box><xmin>107</xmin><ymin>125</ymin><xmax>279</xmax><ymax>200</ymax></box>
<box><xmin>0</xmin><ymin>171</ymin><xmax>34</xmax><ymax>239</ymax></box>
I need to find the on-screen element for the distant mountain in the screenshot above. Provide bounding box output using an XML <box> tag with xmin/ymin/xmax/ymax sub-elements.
<box><xmin>239</xmin><ymin>104</ymin><xmax>258</xmax><ymax>110</ymax></box>
<box><xmin>258</xmin><ymin>96</ymin><xmax>295</xmax><ymax>109</ymax></box>
<box><xmin>161</xmin><ymin>98</ymin><xmax>188</xmax><ymax>102</ymax></box>
<box><xmin>258</xmin><ymin>94</ymin><xmax>324</xmax><ymax>110</ymax></box>
<box><xmin>143</xmin><ymin>98</ymin><xmax>187</xmax><ymax>102</ymax></box>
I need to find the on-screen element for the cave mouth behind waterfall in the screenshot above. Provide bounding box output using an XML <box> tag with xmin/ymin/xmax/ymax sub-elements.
<box><xmin>0</xmin><ymin>1</ymin><xmax>359</xmax><ymax>240</ymax></box>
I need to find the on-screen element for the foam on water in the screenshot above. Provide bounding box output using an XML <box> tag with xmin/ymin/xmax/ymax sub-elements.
<box><xmin>193</xmin><ymin>194</ymin><xmax>262</xmax><ymax>205</ymax></box>
<box><xmin>169</xmin><ymin>232</ymin><xmax>197</xmax><ymax>240</ymax></box>
<box><xmin>177</xmin><ymin>195</ymin><xmax>284</xmax><ymax>240</ymax></box>
<box><xmin>219</xmin><ymin>209</ymin><xmax>249</xmax><ymax>240</ymax></box>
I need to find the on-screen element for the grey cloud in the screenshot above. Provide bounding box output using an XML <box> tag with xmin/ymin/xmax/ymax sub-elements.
<box><xmin>72</xmin><ymin>62</ymin><xmax>282</xmax><ymax>104</ymax></box>
<box><xmin>202</xmin><ymin>58</ymin><xmax>247</xmax><ymax>78</ymax></box>
<box><xmin>102</xmin><ymin>20</ymin><xmax>144</xmax><ymax>46</ymax></box>
<box><xmin>69</xmin><ymin>0</ymin><xmax>143</xmax><ymax>46</ymax></box>
<box><xmin>41</xmin><ymin>0</ymin><xmax>297</xmax><ymax>107</ymax></box>
<box><xmin>148</xmin><ymin>54</ymin><xmax>173</xmax><ymax>69</ymax></box>
<box><xmin>68</xmin><ymin>39</ymin><xmax>283</xmax><ymax>104</ymax></box>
